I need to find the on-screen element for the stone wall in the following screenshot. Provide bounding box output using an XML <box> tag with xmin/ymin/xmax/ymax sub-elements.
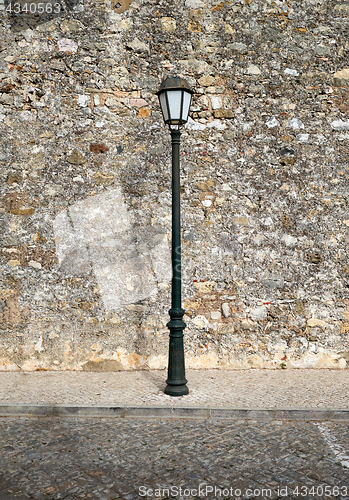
<box><xmin>0</xmin><ymin>0</ymin><xmax>348</xmax><ymax>371</ymax></box>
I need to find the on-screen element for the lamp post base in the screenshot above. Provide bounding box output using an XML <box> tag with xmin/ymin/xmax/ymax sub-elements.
<box><xmin>164</xmin><ymin>382</ymin><xmax>189</xmax><ymax>397</ymax></box>
<box><xmin>165</xmin><ymin>307</ymin><xmax>189</xmax><ymax>397</ymax></box>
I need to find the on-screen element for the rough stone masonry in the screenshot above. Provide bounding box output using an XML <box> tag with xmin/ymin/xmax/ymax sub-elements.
<box><xmin>0</xmin><ymin>0</ymin><xmax>348</xmax><ymax>371</ymax></box>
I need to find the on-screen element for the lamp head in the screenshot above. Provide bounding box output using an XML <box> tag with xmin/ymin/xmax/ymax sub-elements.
<box><xmin>157</xmin><ymin>76</ymin><xmax>193</xmax><ymax>130</ymax></box>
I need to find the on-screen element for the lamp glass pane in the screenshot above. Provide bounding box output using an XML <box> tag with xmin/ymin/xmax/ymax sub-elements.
<box><xmin>166</xmin><ymin>90</ymin><xmax>182</xmax><ymax>122</ymax></box>
<box><xmin>159</xmin><ymin>92</ymin><xmax>169</xmax><ymax>122</ymax></box>
<box><xmin>181</xmin><ymin>90</ymin><xmax>192</xmax><ymax>122</ymax></box>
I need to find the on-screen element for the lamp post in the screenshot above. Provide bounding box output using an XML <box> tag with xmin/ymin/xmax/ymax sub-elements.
<box><xmin>157</xmin><ymin>76</ymin><xmax>193</xmax><ymax>396</ymax></box>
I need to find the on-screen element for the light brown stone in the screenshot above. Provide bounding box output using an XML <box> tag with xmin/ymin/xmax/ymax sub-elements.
<box><xmin>67</xmin><ymin>150</ymin><xmax>86</xmax><ymax>165</ymax></box>
<box><xmin>138</xmin><ymin>108</ymin><xmax>151</xmax><ymax>117</ymax></box>
<box><xmin>11</xmin><ymin>207</ymin><xmax>34</xmax><ymax>215</ymax></box>
<box><xmin>60</xmin><ymin>20</ymin><xmax>85</xmax><ymax>32</ymax></box>
<box><xmin>307</xmin><ymin>318</ymin><xmax>326</xmax><ymax>329</ymax></box>
<box><xmin>213</xmin><ymin>109</ymin><xmax>234</xmax><ymax>118</ymax></box>
<box><xmin>9</xmin><ymin>260</ymin><xmax>21</xmax><ymax>267</ymax></box>
<box><xmin>340</xmin><ymin>322</ymin><xmax>349</xmax><ymax>334</ymax></box>
<box><xmin>233</xmin><ymin>216</ymin><xmax>248</xmax><ymax>226</ymax></box>
<box><xmin>198</xmin><ymin>75</ymin><xmax>214</xmax><ymax>87</ymax></box>
<box><xmin>334</xmin><ymin>4</ymin><xmax>349</xmax><ymax>14</ymax></box>
<box><xmin>193</xmin><ymin>281</ymin><xmax>217</xmax><ymax>293</ymax></box>
<box><xmin>211</xmin><ymin>2</ymin><xmax>224</xmax><ymax>11</ymax></box>
<box><xmin>111</xmin><ymin>0</ymin><xmax>134</xmax><ymax>12</ymax></box>
<box><xmin>333</xmin><ymin>68</ymin><xmax>349</xmax><ymax>86</ymax></box>
<box><xmin>195</xmin><ymin>179</ymin><xmax>214</xmax><ymax>191</ymax></box>
<box><xmin>160</xmin><ymin>17</ymin><xmax>176</xmax><ymax>31</ymax></box>
<box><xmin>188</xmin><ymin>20</ymin><xmax>202</xmax><ymax>32</ymax></box>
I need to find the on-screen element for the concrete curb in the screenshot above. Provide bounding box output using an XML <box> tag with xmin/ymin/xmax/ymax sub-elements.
<box><xmin>0</xmin><ymin>405</ymin><xmax>348</xmax><ymax>420</ymax></box>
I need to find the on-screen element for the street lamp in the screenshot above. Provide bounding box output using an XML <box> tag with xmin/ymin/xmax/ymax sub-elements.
<box><xmin>157</xmin><ymin>76</ymin><xmax>193</xmax><ymax>396</ymax></box>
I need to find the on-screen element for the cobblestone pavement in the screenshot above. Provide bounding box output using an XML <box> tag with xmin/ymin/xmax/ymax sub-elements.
<box><xmin>0</xmin><ymin>417</ymin><xmax>348</xmax><ymax>500</ymax></box>
<box><xmin>0</xmin><ymin>369</ymin><xmax>348</xmax><ymax>409</ymax></box>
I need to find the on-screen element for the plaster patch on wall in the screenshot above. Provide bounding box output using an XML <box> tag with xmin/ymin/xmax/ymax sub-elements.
<box><xmin>0</xmin><ymin>358</ymin><xmax>20</xmax><ymax>371</ymax></box>
<box><xmin>53</xmin><ymin>188</ymin><xmax>171</xmax><ymax>312</ymax></box>
<box><xmin>0</xmin><ymin>287</ymin><xmax>27</xmax><ymax>327</ymax></box>
<box><xmin>82</xmin><ymin>359</ymin><xmax>124</xmax><ymax>371</ymax></box>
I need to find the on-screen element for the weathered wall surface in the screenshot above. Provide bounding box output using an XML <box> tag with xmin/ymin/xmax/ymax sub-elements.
<box><xmin>0</xmin><ymin>0</ymin><xmax>348</xmax><ymax>371</ymax></box>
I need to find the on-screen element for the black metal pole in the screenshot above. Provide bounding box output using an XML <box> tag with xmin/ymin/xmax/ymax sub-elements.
<box><xmin>164</xmin><ymin>129</ymin><xmax>189</xmax><ymax>396</ymax></box>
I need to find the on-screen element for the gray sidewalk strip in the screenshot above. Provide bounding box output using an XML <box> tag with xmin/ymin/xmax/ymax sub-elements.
<box><xmin>0</xmin><ymin>370</ymin><xmax>348</xmax><ymax>417</ymax></box>
<box><xmin>0</xmin><ymin>404</ymin><xmax>348</xmax><ymax>420</ymax></box>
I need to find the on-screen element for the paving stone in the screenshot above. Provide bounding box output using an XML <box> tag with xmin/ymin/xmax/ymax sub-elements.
<box><xmin>0</xmin><ymin>370</ymin><xmax>348</xmax><ymax>411</ymax></box>
<box><xmin>0</xmin><ymin>418</ymin><xmax>348</xmax><ymax>500</ymax></box>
